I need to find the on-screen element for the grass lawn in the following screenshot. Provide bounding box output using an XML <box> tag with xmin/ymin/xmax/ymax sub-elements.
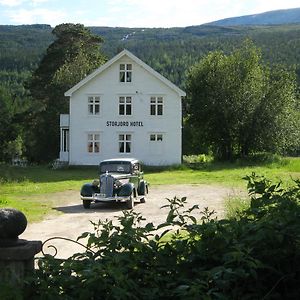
<box><xmin>0</xmin><ymin>157</ymin><xmax>299</xmax><ymax>222</ymax></box>
<box><xmin>146</xmin><ymin>156</ymin><xmax>300</xmax><ymax>185</ymax></box>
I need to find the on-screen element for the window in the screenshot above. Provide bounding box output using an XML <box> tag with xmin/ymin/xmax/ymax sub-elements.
<box><xmin>61</xmin><ymin>128</ymin><xmax>69</xmax><ymax>152</ymax></box>
<box><xmin>120</xmin><ymin>64</ymin><xmax>132</xmax><ymax>82</ymax></box>
<box><xmin>119</xmin><ymin>96</ymin><xmax>132</xmax><ymax>115</ymax></box>
<box><xmin>150</xmin><ymin>96</ymin><xmax>163</xmax><ymax>115</ymax></box>
<box><xmin>88</xmin><ymin>96</ymin><xmax>100</xmax><ymax>115</ymax></box>
<box><xmin>150</xmin><ymin>134</ymin><xmax>163</xmax><ymax>142</ymax></box>
<box><xmin>119</xmin><ymin>134</ymin><xmax>131</xmax><ymax>153</ymax></box>
<box><xmin>149</xmin><ymin>133</ymin><xmax>164</xmax><ymax>155</ymax></box>
<box><xmin>87</xmin><ymin>133</ymin><xmax>100</xmax><ymax>153</ymax></box>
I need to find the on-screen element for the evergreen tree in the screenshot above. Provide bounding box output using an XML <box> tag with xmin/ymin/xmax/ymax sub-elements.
<box><xmin>27</xmin><ymin>23</ymin><xmax>106</xmax><ymax>162</ymax></box>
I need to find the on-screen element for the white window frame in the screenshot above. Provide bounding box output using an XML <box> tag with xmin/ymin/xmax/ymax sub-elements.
<box><xmin>87</xmin><ymin>132</ymin><xmax>100</xmax><ymax>153</ymax></box>
<box><xmin>149</xmin><ymin>133</ymin><xmax>164</xmax><ymax>155</ymax></box>
<box><xmin>119</xmin><ymin>63</ymin><xmax>132</xmax><ymax>83</ymax></box>
<box><xmin>61</xmin><ymin>128</ymin><xmax>69</xmax><ymax>152</ymax></box>
<box><xmin>150</xmin><ymin>96</ymin><xmax>163</xmax><ymax>116</ymax></box>
<box><xmin>119</xmin><ymin>96</ymin><xmax>132</xmax><ymax>116</ymax></box>
<box><xmin>150</xmin><ymin>133</ymin><xmax>163</xmax><ymax>142</ymax></box>
<box><xmin>88</xmin><ymin>96</ymin><xmax>100</xmax><ymax>115</ymax></box>
<box><xmin>118</xmin><ymin>133</ymin><xmax>132</xmax><ymax>154</ymax></box>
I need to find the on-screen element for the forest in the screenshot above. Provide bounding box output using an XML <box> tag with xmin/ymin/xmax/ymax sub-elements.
<box><xmin>0</xmin><ymin>22</ymin><xmax>299</xmax><ymax>162</ymax></box>
<box><xmin>1</xmin><ymin>23</ymin><xmax>300</xmax><ymax>88</ymax></box>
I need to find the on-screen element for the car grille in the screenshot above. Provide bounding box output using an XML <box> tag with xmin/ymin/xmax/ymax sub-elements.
<box><xmin>100</xmin><ymin>174</ymin><xmax>114</xmax><ymax>197</ymax></box>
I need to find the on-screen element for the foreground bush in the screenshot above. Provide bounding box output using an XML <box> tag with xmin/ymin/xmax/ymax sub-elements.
<box><xmin>23</xmin><ymin>174</ymin><xmax>300</xmax><ymax>299</ymax></box>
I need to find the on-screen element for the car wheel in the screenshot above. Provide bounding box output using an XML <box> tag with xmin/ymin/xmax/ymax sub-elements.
<box><xmin>83</xmin><ymin>200</ymin><xmax>91</xmax><ymax>209</ymax></box>
<box><xmin>140</xmin><ymin>197</ymin><xmax>146</xmax><ymax>203</ymax></box>
<box><xmin>126</xmin><ymin>196</ymin><xmax>134</xmax><ymax>209</ymax></box>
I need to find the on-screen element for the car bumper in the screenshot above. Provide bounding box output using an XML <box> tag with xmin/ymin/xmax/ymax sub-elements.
<box><xmin>81</xmin><ymin>193</ymin><xmax>131</xmax><ymax>203</ymax></box>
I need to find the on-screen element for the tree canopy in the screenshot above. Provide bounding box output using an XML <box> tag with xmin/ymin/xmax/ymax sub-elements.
<box><xmin>0</xmin><ymin>86</ymin><xmax>17</xmax><ymax>161</ymax></box>
<box><xmin>186</xmin><ymin>40</ymin><xmax>300</xmax><ymax>160</ymax></box>
<box><xmin>26</xmin><ymin>23</ymin><xmax>106</xmax><ymax>162</ymax></box>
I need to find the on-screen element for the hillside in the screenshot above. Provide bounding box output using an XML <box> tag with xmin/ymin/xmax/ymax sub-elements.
<box><xmin>0</xmin><ymin>22</ymin><xmax>300</xmax><ymax>91</ymax></box>
<box><xmin>208</xmin><ymin>7</ymin><xmax>300</xmax><ymax>26</ymax></box>
<box><xmin>0</xmin><ymin>24</ymin><xmax>52</xmax><ymax>71</ymax></box>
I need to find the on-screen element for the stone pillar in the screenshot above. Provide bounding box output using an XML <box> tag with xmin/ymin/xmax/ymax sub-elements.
<box><xmin>0</xmin><ymin>208</ymin><xmax>42</xmax><ymax>286</ymax></box>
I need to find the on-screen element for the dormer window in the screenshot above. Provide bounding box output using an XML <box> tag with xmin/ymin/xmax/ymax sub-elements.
<box><xmin>120</xmin><ymin>64</ymin><xmax>132</xmax><ymax>82</ymax></box>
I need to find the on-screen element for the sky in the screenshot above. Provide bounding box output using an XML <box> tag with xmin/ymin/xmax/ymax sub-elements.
<box><xmin>0</xmin><ymin>0</ymin><xmax>299</xmax><ymax>28</ymax></box>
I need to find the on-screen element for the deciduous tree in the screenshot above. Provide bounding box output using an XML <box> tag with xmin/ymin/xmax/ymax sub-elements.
<box><xmin>186</xmin><ymin>40</ymin><xmax>299</xmax><ymax>159</ymax></box>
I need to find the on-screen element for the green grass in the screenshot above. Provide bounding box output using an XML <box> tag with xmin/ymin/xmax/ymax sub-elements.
<box><xmin>145</xmin><ymin>157</ymin><xmax>300</xmax><ymax>186</ymax></box>
<box><xmin>0</xmin><ymin>165</ymin><xmax>98</xmax><ymax>222</ymax></box>
<box><xmin>0</xmin><ymin>157</ymin><xmax>299</xmax><ymax>222</ymax></box>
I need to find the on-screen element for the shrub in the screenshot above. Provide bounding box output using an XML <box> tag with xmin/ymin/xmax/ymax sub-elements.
<box><xmin>24</xmin><ymin>174</ymin><xmax>300</xmax><ymax>299</ymax></box>
<box><xmin>183</xmin><ymin>154</ymin><xmax>214</xmax><ymax>170</ymax></box>
<box><xmin>3</xmin><ymin>135</ymin><xmax>25</xmax><ymax>162</ymax></box>
<box><xmin>240</xmin><ymin>152</ymin><xmax>286</xmax><ymax>165</ymax></box>
<box><xmin>183</xmin><ymin>154</ymin><xmax>209</xmax><ymax>164</ymax></box>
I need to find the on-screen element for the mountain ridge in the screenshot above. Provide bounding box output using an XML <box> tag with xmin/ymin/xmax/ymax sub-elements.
<box><xmin>207</xmin><ymin>7</ymin><xmax>300</xmax><ymax>26</ymax></box>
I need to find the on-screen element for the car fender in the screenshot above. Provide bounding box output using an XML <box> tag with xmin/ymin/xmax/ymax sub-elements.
<box><xmin>138</xmin><ymin>180</ymin><xmax>148</xmax><ymax>195</ymax></box>
<box><xmin>80</xmin><ymin>183</ymin><xmax>99</xmax><ymax>197</ymax></box>
<box><xmin>119</xmin><ymin>182</ymin><xmax>134</xmax><ymax>197</ymax></box>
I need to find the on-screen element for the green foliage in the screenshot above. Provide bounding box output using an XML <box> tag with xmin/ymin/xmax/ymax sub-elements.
<box><xmin>26</xmin><ymin>23</ymin><xmax>106</xmax><ymax>162</ymax></box>
<box><xmin>0</xmin><ymin>282</ymin><xmax>23</xmax><ymax>300</ymax></box>
<box><xmin>252</xmin><ymin>65</ymin><xmax>300</xmax><ymax>155</ymax></box>
<box><xmin>187</xmin><ymin>40</ymin><xmax>299</xmax><ymax>159</ymax></box>
<box><xmin>0</xmin><ymin>85</ymin><xmax>28</xmax><ymax>162</ymax></box>
<box><xmin>0</xmin><ymin>86</ymin><xmax>15</xmax><ymax>154</ymax></box>
<box><xmin>0</xmin><ymin>71</ymin><xmax>38</xmax><ymax>163</ymax></box>
<box><xmin>3</xmin><ymin>135</ymin><xmax>25</xmax><ymax>160</ymax></box>
<box><xmin>183</xmin><ymin>154</ymin><xmax>212</xmax><ymax>164</ymax></box>
<box><xmin>1</xmin><ymin>24</ymin><xmax>300</xmax><ymax>162</ymax></box>
<box><xmin>23</xmin><ymin>175</ymin><xmax>300</xmax><ymax>299</ymax></box>
<box><xmin>237</xmin><ymin>152</ymin><xmax>286</xmax><ymax>165</ymax></box>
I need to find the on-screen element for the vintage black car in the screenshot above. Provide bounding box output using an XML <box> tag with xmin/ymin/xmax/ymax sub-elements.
<box><xmin>80</xmin><ymin>158</ymin><xmax>149</xmax><ymax>209</ymax></box>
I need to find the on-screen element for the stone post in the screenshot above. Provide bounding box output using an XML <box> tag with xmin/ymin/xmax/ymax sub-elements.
<box><xmin>0</xmin><ymin>208</ymin><xmax>42</xmax><ymax>287</ymax></box>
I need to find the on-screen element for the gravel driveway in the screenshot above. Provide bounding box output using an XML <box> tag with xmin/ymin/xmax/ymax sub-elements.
<box><xmin>21</xmin><ymin>184</ymin><xmax>238</xmax><ymax>258</ymax></box>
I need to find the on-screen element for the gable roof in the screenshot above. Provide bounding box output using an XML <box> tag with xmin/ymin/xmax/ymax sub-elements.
<box><xmin>64</xmin><ymin>49</ymin><xmax>186</xmax><ymax>97</ymax></box>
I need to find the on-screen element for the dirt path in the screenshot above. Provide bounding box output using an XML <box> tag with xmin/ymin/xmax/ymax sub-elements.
<box><xmin>21</xmin><ymin>184</ymin><xmax>239</xmax><ymax>258</ymax></box>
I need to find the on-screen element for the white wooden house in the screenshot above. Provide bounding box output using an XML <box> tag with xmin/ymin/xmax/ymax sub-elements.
<box><xmin>60</xmin><ymin>49</ymin><xmax>186</xmax><ymax>165</ymax></box>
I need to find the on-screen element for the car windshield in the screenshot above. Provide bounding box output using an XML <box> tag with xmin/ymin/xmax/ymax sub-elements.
<box><xmin>100</xmin><ymin>162</ymin><xmax>131</xmax><ymax>174</ymax></box>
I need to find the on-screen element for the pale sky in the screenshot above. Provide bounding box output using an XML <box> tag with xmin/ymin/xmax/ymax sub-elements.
<box><xmin>0</xmin><ymin>0</ymin><xmax>299</xmax><ymax>27</ymax></box>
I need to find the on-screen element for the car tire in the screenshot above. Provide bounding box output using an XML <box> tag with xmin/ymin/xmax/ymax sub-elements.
<box><xmin>83</xmin><ymin>200</ymin><xmax>91</xmax><ymax>209</ymax></box>
<box><xmin>126</xmin><ymin>196</ymin><xmax>134</xmax><ymax>209</ymax></box>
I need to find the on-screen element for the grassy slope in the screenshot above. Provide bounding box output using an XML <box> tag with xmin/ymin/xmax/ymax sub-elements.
<box><xmin>0</xmin><ymin>158</ymin><xmax>299</xmax><ymax>222</ymax></box>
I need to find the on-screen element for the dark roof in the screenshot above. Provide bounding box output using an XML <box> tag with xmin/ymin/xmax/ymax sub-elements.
<box><xmin>100</xmin><ymin>158</ymin><xmax>139</xmax><ymax>164</ymax></box>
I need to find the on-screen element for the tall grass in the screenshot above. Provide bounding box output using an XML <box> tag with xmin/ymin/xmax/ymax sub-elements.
<box><xmin>224</xmin><ymin>195</ymin><xmax>250</xmax><ymax>219</ymax></box>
